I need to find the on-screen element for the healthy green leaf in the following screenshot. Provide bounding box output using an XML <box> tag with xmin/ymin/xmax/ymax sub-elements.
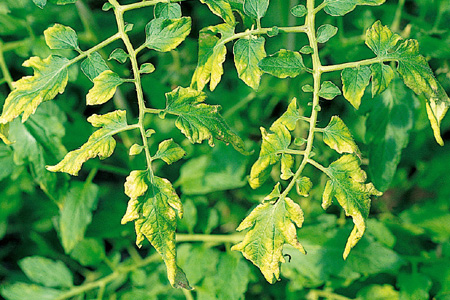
<box><xmin>0</xmin><ymin>144</ymin><xmax>13</xmax><ymax>181</ymax></box>
<box><xmin>86</xmin><ymin>70</ymin><xmax>124</xmax><ymax>105</ymax></box>
<box><xmin>200</xmin><ymin>0</ymin><xmax>235</xmax><ymax>24</ymax></box>
<box><xmin>322</xmin><ymin>116</ymin><xmax>359</xmax><ymax>154</ymax></box>
<box><xmin>154</xmin><ymin>139</ymin><xmax>186</xmax><ymax>164</ymax></box>
<box><xmin>322</xmin><ymin>155</ymin><xmax>381</xmax><ymax>259</ymax></box>
<box><xmin>341</xmin><ymin>66</ymin><xmax>371</xmax><ymax>109</ymax></box>
<box><xmin>258</xmin><ymin>49</ymin><xmax>306</xmax><ymax>79</ymax></box>
<box><xmin>0</xmin><ymin>55</ymin><xmax>69</xmax><ymax>123</ymax></box>
<box><xmin>108</xmin><ymin>48</ymin><xmax>129</xmax><ymax>63</ymax></box>
<box><xmin>243</xmin><ymin>0</ymin><xmax>269</xmax><ymax>20</ymax></box>
<box><xmin>1</xmin><ymin>283</ymin><xmax>62</xmax><ymax>300</ymax></box>
<box><xmin>324</xmin><ymin>0</ymin><xmax>386</xmax><ymax>16</ymax></box>
<box><xmin>19</xmin><ymin>256</ymin><xmax>73</xmax><ymax>288</ymax></box>
<box><xmin>47</xmin><ymin>110</ymin><xmax>129</xmax><ymax>176</ymax></box>
<box><xmin>316</xmin><ymin>24</ymin><xmax>338</xmax><ymax>43</ymax></box>
<box><xmin>191</xmin><ymin>23</ymin><xmax>235</xmax><ymax>91</ymax></box>
<box><xmin>397</xmin><ymin>273</ymin><xmax>432</xmax><ymax>300</ymax></box>
<box><xmin>144</xmin><ymin>17</ymin><xmax>191</xmax><ymax>52</ymax></box>
<box><xmin>59</xmin><ymin>182</ymin><xmax>99</xmax><ymax>253</ymax></box>
<box><xmin>270</xmin><ymin>98</ymin><xmax>303</xmax><ymax>131</ymax></box>
<box><xmin>318</xmin><ymin>81</ymin><xmax>341</xmax><ymax>100</ymax></box>
<box><xmin>300</xmin><ymin>45</ymin><xmax>313</xmax><ymax>54</ymax></box>
<box><xmin>232</xmin><ymin>197</ymin><xmax>306</xmax><ymax>283</ymax></box>
<box><xmin>154</xmin><ymin>2</ymin><xmax>182</xmax><ymax>19</ymax></box>
<box><xmin>80</xmin><ymin>52</ymin><xmax>110</xmax><ymax>82</ymax></box>
<box><xmin>121</xmin><ymin>171</ymin><xmax>191</xmax><ymax>289</ymax></box>
<box><xmin>291</xmin><ymin>4</ymin><xmax>307</xmax><ymax>17</ymax></box>
<box><xmin>233</xmin><ymin>36</ymin><xmax>266</xmax><ymax>90</ymax></box>
<box><xmin>163</xmin><ymin>87</ymin><xmax>247</xmax><ymax>154</ymax></box>
<box><xmin>249</xmin><ymin>125</ymin><xmax>291</xmax><ymax>189</ymax></box>
<box><xmin>69</xmin><ymin>238</ymin><xmax>105</xmax><ymax>266</ymax></box>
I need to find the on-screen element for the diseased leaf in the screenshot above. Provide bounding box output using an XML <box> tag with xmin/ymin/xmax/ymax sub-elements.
<box><xmin>1</xmin><ymin>283</ymin><xmax>62</xmax><ymax>300</ymax></box>
<box><xmin>243</xmin><ymin>0</ymin><xmax>269</xmax><ymax>20</ymax></box>
<box><xmin>44</xmin><ymin>24</ymin><xmax>79</xmax><ymax>50</ymax></box>
<box><xmin>0</xmin><ymin>123</ymin><xmax>12</xmax><ymax>145</ymax></box>
<box><xmin>108</xmin><ymin>48</ymin><xmax>129</xmax><ymax>63</ymax></box>
<box><xmin>19</xmin><ymin>256</ymin><xmax>73</xmax><ymax>288</ymax></box>
<box><xmin>232</xmin><ymin>197</ymin><xmax>306</xmax><ymax>283</ymax></box>
<box><xmin>233</xmin><ymin>36</ymin><xmax>266</xmax><ymax>90</ymax></box>
<box><xmin>47</xmin><ymin>110</ymin><xmax>129</xmax><ymax>176</ymax></box>
<box><xmin>270</xmin><ymin>98</ymin><xmax>303</xmax><ymax>131</ymax></box>
<box><xmin>324</xmin><ymin>0</ymin><xmax>386</xmax><ymax>16</ymax></box>
<box><xmin>249</xmin><ymin>125</ymin><xmax>291</xmax><ymax>189</ymax></box>
<box><xmin>32</xmin><ymin>0</ymin><xmax>47</xmax><ymax>9</ymax></box>
<box><xmin>129</xmin><ymin>143</ymin><xmax>144</xmax><ymax>156</ymax></box>
<box><xmin>139</xmin><ymin>63</ymin><xmax>155</xmax><ymax>74</ymax></box>
<box><xmin>316</xmin><ymin>24</ymin><xmax>338</xmax><ymax>43</ymax></box>
<box><xmin>322</xmin><ymin>116</ymin><xmax>359</xmax><ymax>154</ymax></box>
<box><xmin>296</xmin><ymin>177</ymin><xmax>312</xmax><ymax>197</ymax></box>
<box><xmin>86</xmin><ymin>70</ymin><xmax>124</xmax><ymax>105</ymax></box>
<box><xmin>280</xmin><ymin>153</ymin><xmax>294</xmax><ymax>180</ymax></box>
<box><xmin>191</xmin><ymin>23</ymin><xmax>235</xmax><ymax>91</ymax></box>
<box><xmin>322</xmin><ymin>155</ymin><xmax>382</xmax><ymax>259</ymax></box>
<box><xmin>291</xmin><ymin>4</ymin><xmax>307</xmax><ymax>17</ymax></box>
<box><xmin>341</xmin><ymin>66</ymin><xmax>371</xmax><ymax>109</ymax></box>
<box><xmin>371</xmin><ymin>63</ymin><xmax>395</xmax><ymax>97</ymax></box>
<box><xmin>121</xmin><ymin>171</ymin><xmax>191</xmax><ymax>289</ymax></box>
<box><xmin>0</xmin><ymin>55</ymin><xmax>69</xmax><ymax>123</ymax></box>
<box><xmin>154</xmin><ymin>139</ymin><xmax>186</xmax><ymax>164</ymax></box>
<box><xmin>258</xmin><ymin>49</ymin><xmax>305</xmax><ymax>79</ymax></box>
<box><xmin>319</xmin><ymin>81</ymin><xmax>341</xmax><ymax>100</ymax></box>
<box><xmin>163</xmin><ymin>87</ymin><xmax>247</xmax><ymax>154</ymax></box>
<box><xmin>200</xmin><ymin>0</ymin><xmax>235</xmax><ymax>24</ymax></box>
<box><xmin>80</xmin><ymin>52</ymin><xmax>110</xmax><ymax>82</ymax></box>
<box><xmin>154</xmin><ymin>2</ymin><xmax>182</xmax><ymax>19</ymax></box>
<box><xmin>145</xmin><ymin>17</ymin><xmax>191</xmax><ymax>52</ymax></box>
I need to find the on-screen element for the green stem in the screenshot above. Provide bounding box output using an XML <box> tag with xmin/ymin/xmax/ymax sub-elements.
<box><xmin>144</xmin><ymin>108</ymin><xmax>164</xmax><ymax>114</ymax></box>
<box><xmin>320</xmin><ymin>57</ymin><xmax>389</xmax><ymax>73</ymax></box>
<box><xmin>220</xmin><ymin>25</ymin><xmax>308</xmax><ymax>46</ymax></box>
<box><xmin>0</xmin><ymin>41</ymin><xmax>13</xmax><ymax>90</ymax></box>
<box><xmin>279</xmin><ymin>149</ymin><xmax>306</xmax><ymax>156</ymax></box>
<box><xmin>313</xmin><ymin>1</ymin><xmax>327</xmax><ymax>14</ymax></box>
<box><xmin>307</xmin><ymin>158</ymin><xmax>328</xmax><ymax>174</ymax></box>
<box><xmin>391</xmin><ymin>0</ymin><xmax>406</xmax><ymax>32</ymax></box>
<box><xmin>183</xmin><ymin>289</ymin><xmax>195</xmax><ymax>300</ymax></box>
<box><xmin>176</xmin><ymin>234</ymin><xmax>244</xmax><ymax>244</ymax></box>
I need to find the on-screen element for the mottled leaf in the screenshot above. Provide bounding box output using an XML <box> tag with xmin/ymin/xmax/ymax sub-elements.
<box><xmin>317</xmin><ymin>24</ymin><xmax>338</xmax><ymax>43</ymax></box>
<box><xmin>319</xmin><ymin>81</ymin><xmax>341</xmax><ymax>100</ymax></box>
<box><xmin>322</xmin><ymin>116</ymin><xmax>359</xmax><ymax>154</ymax></box>
<box><xmin>80</xmin><ymin>52</ymin><xmax>109</xmax><ymax>82</ymax></box>
<box><xmin>296</xmin><ymin>177</ymin><xmax>312</xmax><ymax>197</ymax></box>
<box><xmin>145</xmin><ymin>17</ymin><xmax>191</xmax><ymax>52</ymax></box>
<box><xmin>370</xmin><ymin>63</ymin><xmax>395</xmax><ymax>97</ymax></box>
<box><xmin>324</xmin><ymin>0</ymin><xmax>386</xmax><ymax>16</ymax></box>
<box><xmin>258</xmin><ymin>49</ymin><xmax>305</xmax><ymax>79</ymax></box>
<box><xmin>200</xmin><ymin>0</ymin><xmax>235</xmax><ymax>24</ymax></box>
<box><xmin>341</xmin><ymin>66</ymin><xmax>371</xmax><ymax>109</ymax></box>
<box><xmin>154</xmin><ymin>2</ymin><xmax>182</xmax><ymax>19</ymax></box>
<box><xmin>86</xmin><ymin>70</ymin><xmax>124</xmax><ymax>105</ymax></box>
<box><xmin>32</xmin><ymin>0</ymin><xmax>46</xmax><ymax>9</ymax></box>
<box><xmin>139</xmin><ymin>63</ymin><xmax>155</xmax><ymax>74</ymax></box>
<box><xmin>108</xmin><ymin>48</ymin><xmax>128</xmax><ymax>63</ymax></box>
<box><xmin>233</xmin><ymin>36</ymin><xmax>266</xmax><ymax>90</ymax></box>
<box><xmin>44</xmin><ymin>23</ymin><xmax>79</xmax><ymax>50</ymax></box>
<box><xmin>243</xmin><ymin>0</ymin><xmax>269</xmax><ymax>20</ymax></box>
<box><xmin>291</xmin><ymin>4</ymin><xmax>307</xmax><ymax>17</ymax></box>
<box><xmin>19</xmin><ymin>256</ymin><xmax>73</xmax><ymax>288</ymax></box>
<box><xmin>0</xmin><ymin>123</ymin><xmax>12</xmax><ymax>144</ymax></box>
<box><xmin>154</xmin><ymin>139</ymin><xmax>186</xmax><ymax>164</ymax></box>
<box><xmin>270</xmin><ymin>98</ymin><xmax>303</xmax><ymax>131</ymax></box>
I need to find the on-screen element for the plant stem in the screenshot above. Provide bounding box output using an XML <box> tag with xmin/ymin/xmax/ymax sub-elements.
<box><xmin>320</xmin><ymin>57</ymin><xmax>390</xmax><ymax>73</ymax></box>
<box><xmin>308</xmin><ymin>158</ymin><xmax>328</xmax><ymax>174</ymax></box>
<box><xmin>144</xmin><ymin>108</ymin><xmax>164</xmax><ymax>114</ymax></box>
<box><xmin>313</xmin><ymin>1</ymin><xmax>327</xmax><ymax>14</ymax></box>
<box><xmin>176</xmin><ymin>233</ymin><xmax>244</xmax><ymax>244</ymax></box>
<box><xmin>220</xmin><ymin>25</ymin><xmax>308</xmax><ymax>46</ymax></box>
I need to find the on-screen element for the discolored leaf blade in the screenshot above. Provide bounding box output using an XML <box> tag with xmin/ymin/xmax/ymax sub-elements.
<box><xmin>44</xmin><ymin>23</ymin><xmax>79</xmax><ymax>50</ymax></box>
<box><xmin>270</xmin><ymin>98</ymin><xmax>303</xmax><ymax>131</ymax></box>
<box><xmin>370</xmin><ymin>63</ymin><xmax>395</xmax><ymax>97</ymax></box>
<box><xmin>258</xmin><ymin>49</ymin><xmax>305</xmax><ymax>79</ymax></box>
<box><xmin>316</xmin><ymin>24</ymin><xmax>338</xmax><ymax>43</ymax></box>
<box><xmin>145</xmin><ymin>17</ymin><xmax>191</xmax><ymax>52</ymax></box>
<box><xmin>80</xmin><ymin>52</ymin><xmax>110</xmax><ymax>82</ymax></box>
<box><xmin>319</xmin><ymin>81</ymin><xmax>341</xmax><ymax>100</ymax></box>
<box><xmin>154</xmin><ymin>139</ymin><xmax>186</xmax><ymax>164</ymax></box>
<box><xmin>322</xmin><ymin>116</ymin><xmax>359</xmax><ymax>154</ymax></box>
<box><xmin>233</xmin><ymin>36</ymin><xmax>266</xmax><ymax>90</ymax></box>
<box><xmin>200</xmin><ymin>0</ymin><xmax>235</xmax><ymax>24</ymax></box>
<box><xmin>341</xmin><ymin>66</ymin><xmax>371</xmax><ymax>109</ymax></box>
<box><xmin>86</xmin><ymin>70</ymin><xmax>124</xmax><ymax>105</ymax></box>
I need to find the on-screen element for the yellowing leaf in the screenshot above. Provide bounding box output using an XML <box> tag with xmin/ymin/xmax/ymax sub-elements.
<box><xmin>232</xmin><ymin>197</ymin><xmax>306</xmax><ymax>283</ymax></box>
<box><xmin>0</xmin><ymin>55</ymin><xmax>69</xmax><ymax>124</ymax></box>
<box><xmin>296</xmin><ymin>176</ymin><xmax>312</xmax><ymax>197</ymax></box>
<box><xmin>163</xmin><ymin>87</ymin><xmax>247</xmax><ymax>154</ymax></box>
<box><xmin>322</xmin><ymin>155</ymin><xmax>382</xmax><ymax>259</ymax></box>
<box><xmin>44</xmin><ymin>23</ymin><xmax>79</xmax><ymax>50</ymax></box>
<box><xmin>121</xmin><ymin>171</ymin><xmax>191</xmax><ymax>289</ymax></box>
<box><xmin>0</xmin><ymin>123</ymin><xmax>12</xmax><ymax>144</ymax></box>
<box><xmin>322</xmin><ymin>116</ymin><xmax>359</xmax><ymax>154</ymax></box>
<box><xmin>86</xmin><ymin>70</ymin><xmax>124</xmax><ymax>105</ymax></box>
<box><xmin>341</xmin><ymin>66</ymin><xmax>371</xmax><ymax>109</ymax></box>
<box><xmin>200</xmin><ymin>0</ymin><xmax>235</xmax><ymax>24</ymax></box>
<box><xmin>270</xmin><ymin>98</ymin><xmax>303</xmax><ymax>131</ymax></box>
<box><xmin>319</xmin><ymin>81</ymin><xmax>341</xmax><ymax>100</ymax></box>
<box><xmin>154</xmin><ymin>139</ymin><xmax>186</xmax><ymax>164</ymax></box>
<box><xmin>249</xmin><ymin>125</ymin><xmax>291</xmax><ymax>189</ymax></box>
<box><xmin>233</xmin><ymin>36</ymin><xmax>266</xmax><ymax>90</ymax></box>
<box><xmin>145</xmin><ymin>17</ymin><xmax>191</xmax><ymax>52</ymax></box>
<box><xmin>258</xmin><ymin>49</ymin><xmax>306</xmax><ymax>79</ymax></box>
<box><xmin>370</xmin><ymin>63</ymin><xmax>395</xmax><ymax>97</ymax></box>
<box><xmin>47</xmin><ymin>110</ymin><xmax>129</xmax><ymax>176</ymax></box>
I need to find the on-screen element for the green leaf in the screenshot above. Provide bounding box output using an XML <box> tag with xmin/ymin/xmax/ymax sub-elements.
<box><xmin>0</xmin><ymin>55</ymin><xmax>69</xmax><ymax>123</ymax></box>
<box><xmin>357</xmin><ymin>284</ymin><xmax>399</xmax><ymax>300</ymax></box>
<box><xmin>249</xmin><ymin>125</ymin><xmax>291</xmax><ymax>189</ymax></box>
<box><xmin>1</xmin><ymin>283</ymin><xmax>62</xmax><ymax>300</ymax></box>
<box><xmin>44</xmin><ymin>24</ymin><xmax>79</xmax><ymax>50</ymax></box>
<box><xmin>47</xmin><ymin>110</ymin><xmax>129</xmax><ymax>176</ymax></box>
<box><xmin>318</xmin><ymin>81</ymin><xmax>341</xmax><ymax>100</ymax></box>
<box><xmin>300</xmin><ymin>45</ymin><xmax>313</xmax><ymax>54</ymax></box>
<box><xmin>366</xmin><ymin>79</ymin><xmax>416</xmax><ymax>192</ymax></box>
<box><xmin>154</xmin><ymin>139</ymin><xmax>186</xmax><ymax>164</ymax></box>
<box><xmin>270</xmin><ymin>98</ymin><xmax>303</xmax><ymax>131</ymax></box>
<box><xmin>139</xmin><ymin>63</ymin><xmax>155</xmax><ymax>74</ymax></box>
<box><xmin>191</xmin><ymin>23</ymin><xmax>235</xmax><ymax>91</ymax></box>
<box><xmin>398</xmin><ymin>273</ymin><xmax>432</xmax><ymax>300</ymax></box>
<box><xmin>69</xmin><ymin>238</ymin><xmax>105</xmax><ymax>266</ymax></box>
<box><xmin>341</xmin><ymin>66</ymin><xmax>371</xmax><ymax>109</ymax></box>
<box><xmin>243</xmin><ymin>0</ymin><xmax>269</xmax><ymax>20</ymax></box>
<box><xmin>258</xmin><ymin>49</ymin><xmax>306</xmax><ymax>79</ymax></box>
<box><xmin>19</xmin><ymin>256</ymin><xmax>73</xmax><ymax>288</ymax></box>
<box><xmin>32</xmin><ymin>0</ymin><xmax>47</xmax><ymax>9</ymax></box>
<box><xmin>59</xmin><ymin>182</ymin><xmax>99</xmax><ymax>253</ymax></box>
<box><xmin>233</xmin><ymin>36</ymin><xmax>266</xmax><ymax>90</ymax></box>
<box><xmin>145</xmin><ymin>17</ymin><xmax>191</xmax><ymax>52</ymax></box>
<box><xmin>316</xmin><ymin>24</ymin><xmax>338</xmax><ymax>43</ymax></box>
<box><xmin>324</xmin><ymin>0</ymin><xmax>386</xmax><ymax>16</ymax></box>
<box><xmin>232</xmin><ymin>197</ymin><xmax>306</xmax><ymax>283</ymax></box>
<box><xmin>163</xmin><ymin>87</ymin><xmax>247</xmax><ymax>154</ymax></box>
<box><xmin>80</xmin><ymin>52</ymin><xmax>110</xmax><ymax>82</ymax></box>
<box><xmin>108</xmin><ymin>48</ymin><xmax>129</xmax><ymax>63</ymax></box>
<box><xmin>154</xmin><ymin>2</ymin><xmax>182</xmax><ymax>19</ymax></box>
<box><xmin>296</xmin><ymin>177</ymin><xmax>312</xmax><ymax>197</ymax></box>
<box><xmin>200</xmin><ymin>0</ymin><xmax>235</xmax><ymax>24</ymax></box>
<box><xmin>121</xmin><ymin>171</ymin><xmax>191</xmax><ymax>289</ymax></box>
<box><xmin>129</xmin><ymin>143</ymin><xmax>144</xmax><ymax>156</ymax></box>
<box><xmin>322</xmin><ymin>116</ymin><xmax>359</xmax><ymax>154</ymax></box>
<box><xmin>370</xmin><ymin>63</ymin><xmax>395</xmax><ymax>97</ymax></box>
<box><xmin>0</xmin><ymin>144</ymin><xmax>14</xmax><ymax>181</ymax></box>
<box><xmin>322</xmin><ymin>155</ymin><xmax>381</xmax><ymax>259</ymax></box>
<box><xmin>291</xmin><ymin>4</ymin><xmax>307</xmax><ymax>17</ymax></box>
<box><xmin>86</xmin><ymin>70</ymin><xmax>124</xmax><ymax>105</ymax></box>
<box><xmin>302</xmin><ymin>84</ymin><xmax>314</xmax><ymax>92</ymax></box>
<box><xmin>365</xmin><ymin>21</ymin><xmax>450</xmax><ymax>145</ymax></box>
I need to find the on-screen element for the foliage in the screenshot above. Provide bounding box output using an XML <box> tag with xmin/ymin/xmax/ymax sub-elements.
<box><xmin>0</xmin><ymin>0</ymin><xmax>450</xmax><ymax>299</ymax></box>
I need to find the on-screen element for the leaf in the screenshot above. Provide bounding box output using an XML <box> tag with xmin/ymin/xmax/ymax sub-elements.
<box><xmin>59</xmin><ymin>182</ymin><xmax>99</xmax><ymax>253</ymax></box>
<box><xmin>249</xmin><ymin>125</ymin><xmax>291</xmax><ymax>189</ymax></box>
<box><xmin>200</xmin><ymin>0</ymin><xmax>235</xmax><ymax>24</ymax></box>
<box><xmin>296</xmin><ymin>177</ymin><xmax>312</xmax><ymax>197</ymax></box>
<box><xmin>121</xmin><ymin>171</ymin><xmax>191</xmax><ymax>289</ymax></box>
<box><xmin>109</xmin><ymin>48</ymin><xmax>129</xmax><ymax>63</ymax></box>
<box><xmin>191</xmin><ymin>23</ymin><xmax>235</xmax><ymax>91</ymax></box>
<box><xmin>316</xmin><ymin>24</ymin><xmax>338</xmax><ymax>43</ymax></box>
<box><xmin>324</xmin><ymin>0</ymin><xmax>386</xmax><ymax>16</ymax></box>
<box><xmin>0</xmin><ymin>144</ymin><xmax>14</xmax><ymax>181</ymax></box>
<box><xmin>365</xmin><ymin>21</ymin><xmax>450</xmax><ymax>145</ymax></box>
<box><xmin>86</xmin><ymin>70</ymin><xmax>124</xmax><ymax>105</ymax></box>
<box><xmin>154</xmin><ymin>139</ymin><xmax>186</xmax><ymax>164</ymax></box>
<box><xmin>0</xmin><ymin>55</ymin><xmax>69</xmax><ymax>123</ymax></box>
<box><xmin>357</xmin><ymin>284</ymin><xmax>399</xmax><ymax>300</ymax></box>
<box><xmin>243</xmin><ymin>0</ymin><xmax>269</xmax><ymax>20</ymax></box>
<box><xmin>322</xmin><ymin>155</ymin><xmax>381</xmax><ymax>259</ymax></box>
<box><xmin>258</xmin><ymin>49</ymin><xmax>306</xmax><ymax>79</ymax></box>
<box><xmin>154</xmin><ymin>2</ymin><xmax>182</xmax><ymax>19</ymax></box>
<box><xmin>0</xmin><ymin>123</ymin><xmax>12</xmax><ymax>145</ymax></box>
<box><xmin>69</xmin><ymin>238</ymin><xmax>105</xmax><ymax>266</ymax></box>
<box><xmin>129</xmin><ymin>143</ymin><xmax>143</xmax><ymax>156</ymax></box>
<box><xmin>80</xmin><ymin>52</ymin><xmax>110</xmax><ymax>82</ymax></box>
<box><xmin>1</xmin><ymin>283</ymin><xmax>62</xmax><ymax>300</ymax></box>
<box><xmin>163</xmin><ymin>87</ymin><xmax>247</xmax><ymax>154</ymax></box>
<box><xmin>370</xmin><ymin>63</ymin><xmax>395</xmax><ymax>97</ymax></box>
<box><xmin>322</xmin><ymin>116</ymin><xmax>359</xmax><ymax>154</ymax></box>
<box><xmin>397</xmin><ymin>273</ymin><xmax>432</xmax><ymax>300</ymax></box>
<box><xmin>233</xmin><ymin>36</ymin><xmax>266</xmax><ymax>90</ymax></box>
<box><xmin>318</xmin><ymin>81</ymin><xmax>341</xmax><ymax>100</ymax></box>
<box><xmin>341</xmin><ymin>66</ymin><xmax>371</xmax><ymax>109</ymax></box>
<box><xmin>280</xmin><ymin>153</ymin><xmax>294</xmax><ymax>180</ymax></box>
<box><xmin>32</xmin><ymin>0</ymin><xmax>46</xmax><ymax>9</ymax></box>
<box><xmin>232</xmin><ymin>197</ymin><xmax>306</xmax><ymax>283</ymax></box>
<box><xmin>139</xmin><ymin>63</ymin><xmax>155</xmax><ymax>74</ymax></box>
<box><xmin>291</xmin><ymin>4</ymin><xmax>307</xmax><ymax>17</ymax></box>
<box><xmin>19</xmin><ymin>256</ymin><xmax>73</xmax><ymax>288</ymax></box>
<box><xmin>270</xmin><ymin>98</ymin><xmax>303</xmax><ymax>131</ymax></box>
<box><xmin>366</xmin><ymin>79</ymin><xmax>416</xmax><ymax>192</ymax></box>
<box><xmin>144</xmin><ymin>17</ymin><xmax>191</xmax><ymax>52</ymax></box>
<box><xmin>44</xmin><ymin>23</ymin><xmax>79</xmax><ymax>50</ymax></box>
<box><xmin>47</xmin><ymin>110</ymin><xmax>129</xmax><ymax>176</ymax></box>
